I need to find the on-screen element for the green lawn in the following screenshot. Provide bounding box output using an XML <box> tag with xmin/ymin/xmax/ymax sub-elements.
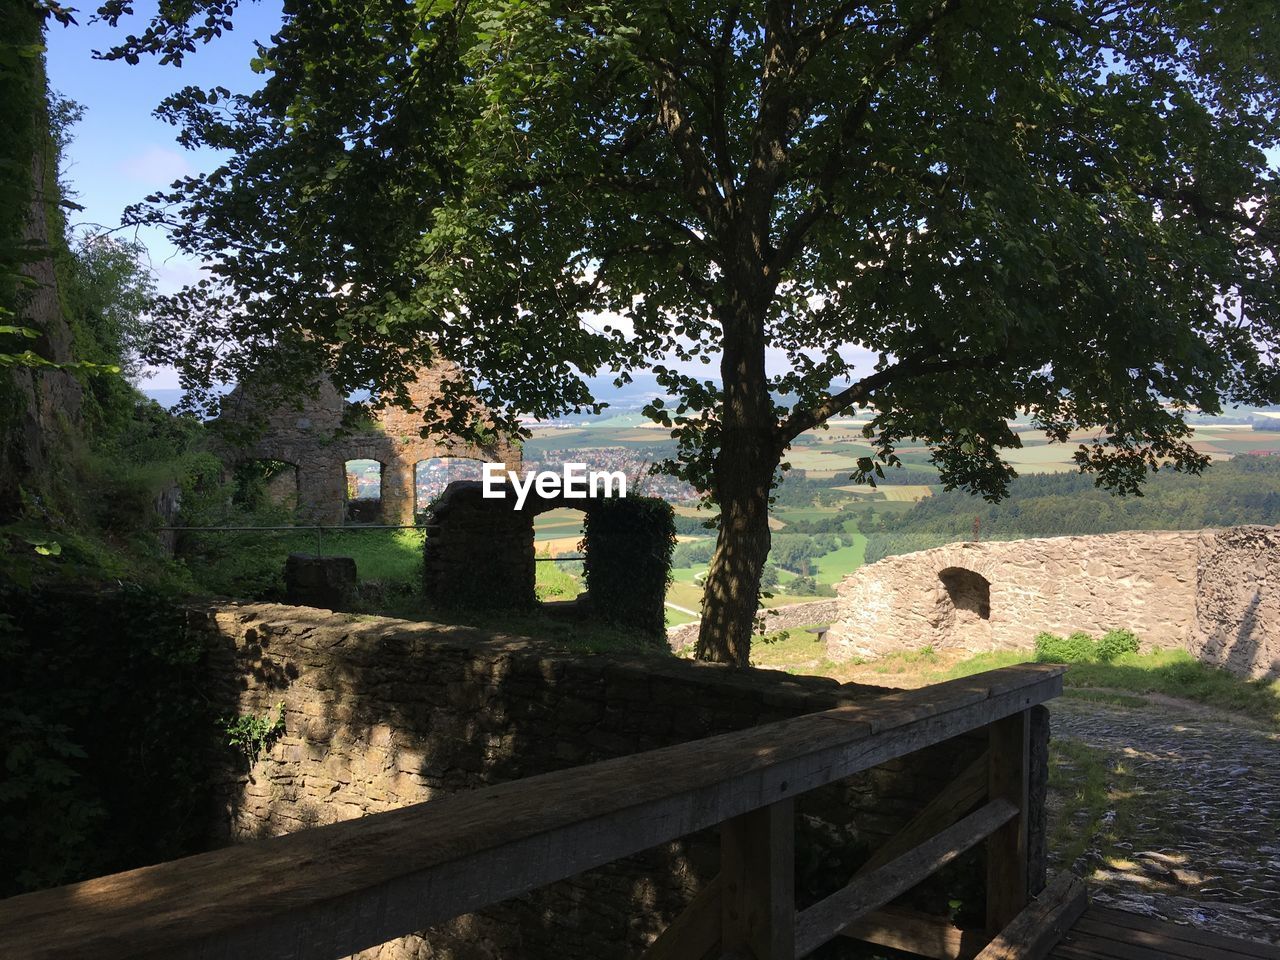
<box><xmin>810</xmin><ymin>535</ymin><xmax>867</xmax><ymax>585</ymax></box>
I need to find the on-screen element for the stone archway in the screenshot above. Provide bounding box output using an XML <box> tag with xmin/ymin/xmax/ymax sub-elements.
<box><xmin>934</xmin><ymin>567</ymin><xmax>992</xmax><ymax>643</ymax></box>
<box><xmin>211</xmin><ymin>361</ymin><xmax>523</xmax><ymax>527</ymax></box>
<box><xmin>940</xmin><ymin>567</ymin><xmax>991</xmax><ymax>620</ymax></box>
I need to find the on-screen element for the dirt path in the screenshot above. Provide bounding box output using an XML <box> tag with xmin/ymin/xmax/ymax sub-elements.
<box><xmin>1048</xmin><ymin>698</ymin><xmax>1280</xmax><ymax>945</ymax></box>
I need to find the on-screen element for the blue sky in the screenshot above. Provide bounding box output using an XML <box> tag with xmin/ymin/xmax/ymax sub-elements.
<box><xmin>44</xmin><ymin>3</ymin><xmax>285</xmax><ymax>388</ymax></box>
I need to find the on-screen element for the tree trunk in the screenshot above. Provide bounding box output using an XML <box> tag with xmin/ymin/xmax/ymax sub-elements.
<box><xmin>696</xmin><ymin>289</ymin><xmax>777</xmax><ymax>666</ymax></box>
<box><xmin>696</xmin><ymin>458</ymin><xmax>775</xmax><ymax>665</ymax></box>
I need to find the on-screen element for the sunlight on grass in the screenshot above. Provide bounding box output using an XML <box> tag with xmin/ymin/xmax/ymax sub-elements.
<box><xmin>937</xmin><ymin>648</ymin><xmax>1280</xmax><ymax>728</ymax></box>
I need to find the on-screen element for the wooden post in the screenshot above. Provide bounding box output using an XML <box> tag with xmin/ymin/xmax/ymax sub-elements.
<box><xmin>721</xmin><ymin>798</ymin><xmax>795</xmax><ymax>960</ymax></box>
<box><xmin>986</xmin><ymin>710</ymin><xmax>1030</xmax><ymax>932</ymax></box>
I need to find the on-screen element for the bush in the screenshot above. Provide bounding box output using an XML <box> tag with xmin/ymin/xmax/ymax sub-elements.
<box><xmin>1034</xmin><ymin>630</ymin><xmax>1099</xmax><ymax>664</ymax></box>
<box><xmin>786</xmin><ymin>575</ymin><xmax>818</xmax><ymax>596</ymax></box>
<box><xmin>1096</xmin><ymin>628</ymin><xmax>1141</xmax><ymax>663</ymax></box>
<box><xmin>1034</xmin><ymin>628</ymin><xmax>1143</xmax><ymax>665</ymax></box>
<box><xmin>0</xmin><ymin>579</ymin><xmax>220</xmax><ymax>896</ymax></box>
<box><xmin>582</xmin><ymin>496</ymin><xmax>676</xmax><ymax>639</ymax></box>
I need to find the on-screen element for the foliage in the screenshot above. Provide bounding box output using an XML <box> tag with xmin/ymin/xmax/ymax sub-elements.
<box><xmin>1095</xmin><ymin>629</ymin><xmax>1141</xmax><ymax>664</ymax></box>
<box><xmin>1033</xmin><ymin>630</ymin><xmax>1102</xmax><ymax>664</ymax></box>
<box><xmin>223</xmin><ymin>702</ymin><xmax>285</xmax><ymax>765</ymax></box>
<box><xmin>582</xmin><ymin>496</ymin><xmax>676</xmax><ymax>639</ymax></box>
<box><xmin>109</xmin><ymin>0</ymin><xmax>1280</xmax><ymax>661</ymax></box>
<box><xmin>0</xmin><ymin>579</ymin><xmax>219</xmax><ymax>896</ymax></box>
<box><xmin>60</xmin><ymin>230</ymin><xmax>156</xmax><ymax>384</ymax></box>
<box><xmin>786</xmin><ymin>575</ymin><xmax>818</xmax><ymax>596</ymax></box>
<box><xmin>865</xmin><ymin>456</ymin><xmax>1280</xmax><ymax>563</ymax></box>
<box><xmin>534</xmin><ymin>555</ymin><xmax>581</xmax><ymax>601</ymax></box>
<box><xmin>1034</xmin><ymin>629</ymin><xmax>1140</xmax><ymax>665</ymax></box>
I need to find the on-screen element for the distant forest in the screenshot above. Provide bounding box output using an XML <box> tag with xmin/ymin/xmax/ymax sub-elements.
<box><xmin>861</xmin><ymin>454</ymin><xmax>1280</xmax><ymax>563</ymax></box>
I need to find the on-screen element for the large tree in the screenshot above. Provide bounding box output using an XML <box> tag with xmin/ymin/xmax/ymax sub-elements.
<box><xmin>113</xmin><ymin>0</ymin><xmax>1279</xmax><ymax>664</ymax></box>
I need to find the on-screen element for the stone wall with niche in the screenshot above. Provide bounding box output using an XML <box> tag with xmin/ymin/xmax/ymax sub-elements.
<box><xmin>826</xmin><ymin>525</ymin><xmax>1280</xmax><ymax>679</ymax></box>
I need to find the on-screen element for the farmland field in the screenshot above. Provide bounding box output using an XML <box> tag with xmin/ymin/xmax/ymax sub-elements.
<box><xmin>518</xmin><ymin>411</ymin><xmax>1280</xmax><ymax>625</ymax></box>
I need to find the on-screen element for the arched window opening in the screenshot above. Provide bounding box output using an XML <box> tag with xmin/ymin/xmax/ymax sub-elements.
<box><xmin>414</xmin><ymin>457</ymin><xmax>487</xmax><ymax>513</ymax></box>
<box><xmin>345</xmin><ymin>459</ymin><xmax>383</xmax><ymax>523</ymax></box>
<box><xmin>938</xmin><ymin>567</ymin><xmax>991</xmax><ymax>622</ymax></box>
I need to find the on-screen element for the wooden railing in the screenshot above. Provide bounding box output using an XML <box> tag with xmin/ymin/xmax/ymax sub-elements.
<box><xmin>0</xmin><ymin>664</ymin><xmax>1064</xmax><ymax>960</ymax></box>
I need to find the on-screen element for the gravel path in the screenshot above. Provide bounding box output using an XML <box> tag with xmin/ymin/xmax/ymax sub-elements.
<box><xmin>1048</xmin><ymin>698</ymin><xmax>1280</xmax><ymax>945</ymax></box>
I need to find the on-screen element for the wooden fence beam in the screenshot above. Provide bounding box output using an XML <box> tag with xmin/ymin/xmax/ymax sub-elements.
<box><xmin>986</xmin><ymin>710</ymin><xmax>1030</xmax><ymax>932</ymax></box>
<box><xmin>795</xmin><ymin>798</ymin><xmax>1016</xmax><ymax>958</ymax></box>
<box><xmin>640</xmin><ymin>875</ymin><xmax>722</xmax><ymax>960</ymax></box>
<box><xmin>0</xmin><ymin>665</ymin><xmax>1063</xmax><ymax>960</ymax></box>
<box><xmin>974</xmin><ymin>871</ymin><xmax>1087</xmax><ymax>960</ymax></box>
<box><xmin>841</xmin><ymin>906</ymin><xmax>989</xmax><ymax>960</ymax></box>
<box><xmin>721</xmin><ymin>799</ymin><xmax>795</xmax><ymax>960</ymax></box>
<box><xmin>858</xmin><ymin>749</ymin><xmax>990</xmax><ymax>876</ymax></box>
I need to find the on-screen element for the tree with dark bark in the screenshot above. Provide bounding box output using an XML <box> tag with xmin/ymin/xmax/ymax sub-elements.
<box><xmin>108</xmin><ymin>0</ymin><xmax>1279</xmax><ymax>664</ymax></box>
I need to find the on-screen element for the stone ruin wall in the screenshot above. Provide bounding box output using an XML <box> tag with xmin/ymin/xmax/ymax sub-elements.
<box><xmin>825</xmin><ymin>524</ymin><xmax>1280</xmax><ymax>679</ymax></box>
<box><xmin>665</xmin><ymin>598</ymin><xmax>843</xmax><ymax>653</ymax></box>
<box><xmin>201</xmin><ymin>602</ymin><xmax>1049</xmax><ymax>960</ymax></box>
<box><xmin>214</xmin><ymin>364</ymin><xmax>522</xmax><ymax>524</ymax></box>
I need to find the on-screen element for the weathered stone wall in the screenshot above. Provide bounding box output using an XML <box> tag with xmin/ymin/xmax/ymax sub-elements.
<box><xmin>421</xmin><ymin>482</ymin><xmax>537</xmax><ymax>609</ymax></box>
<box><xmin>826</xmin><ymin>525</ymin><xmax>1280</xmax><ymax>679</ymax></box>
<box><xmin>1191</xmin><ymin>526</ymin><xmax>1280</xmax><ymax>679</ymax></box>
<box><xmin>202</xmin><ymin>603</ymin><xmax>1047</xmax><ymax>959</ymax></box>
<box><xmin>665</xmin><ymin>598</ymin><xmax>843</xmax><ymax>653</ymax></box>
<box><xmin>214</xmin><ymin>365</ymin><xmax>521</xmax><ymax>524</ymax></box>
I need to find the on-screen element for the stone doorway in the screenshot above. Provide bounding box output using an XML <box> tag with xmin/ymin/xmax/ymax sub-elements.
<box><xmin>344</xmin><ymin>459</ymin><xmax>384</xmax><ymax>523</ymax></box>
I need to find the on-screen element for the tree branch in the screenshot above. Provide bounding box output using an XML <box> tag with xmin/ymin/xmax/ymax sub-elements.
<box><xmin>778</xmin><ymin>350</ymin><xmax>1000</xmax><ymax>445</ymax></box>
<box><xmin>649</xmin><ymin>57</ymin><xmax>730</xmax><ymax>236</ymax></box>
<box><xmin>770</xmin><ymin>0</ymin><xmax>966</xmax><ymax>273</ymax></box>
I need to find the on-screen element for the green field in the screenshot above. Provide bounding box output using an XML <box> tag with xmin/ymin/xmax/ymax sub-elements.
<box><xmin>810</xmin><ymin>537</ymin><xmax>867</xmax><ymax>585</ymax></box>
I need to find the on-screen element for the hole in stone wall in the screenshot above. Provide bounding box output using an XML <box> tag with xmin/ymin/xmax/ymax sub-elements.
<box><xmin>414</xmin><ymin>457</ymin><xmax>487</xmax><ymax>514</ymax></box>
<box><xmin>344</xmin><ymin>459</ymin><xmax>383</xmax><ymax>523</ymax></box>
<box><xmin>938</xmin><ymin>567</ymin><xmax>991</xmax><ymax>621</ymax></box>
<box><xmin>535</xmin><ymin>507</ymin><xmax>587</xmax><ymax>603</ymax></box>
<box><xmin>232</xmin><ymin>459</ymin><xmax>299</xmax><ymax>514</ymax></box>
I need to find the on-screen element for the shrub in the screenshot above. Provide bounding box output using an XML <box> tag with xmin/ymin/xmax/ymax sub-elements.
<box><xmin>786</xmin><ymin>575</ymin><xmax>818</xmax><ymax>596</ymax></box>
<box><xmin>1096</xmin><ymin>628</ymin><xmax>1141</xmax><ymax>663</ymax></box>
<box><xmin>1034</xmin><ymin>628</ymin><xmax>1142</xmax><ymax>665</ymax></box>
<box><xmin>0</xmin><ymin>579</ymin><xmax>219</xmax><ymax>896</ymax></box>
<box><xmin>1033</xmin><ymin>630</ymin><xmax>1098</xmax><ymax>664</ymax></box>
<box><xmin>581</xmin><ymin>496</ymin><xmax>676</xmax><ymax>639</ymax></box>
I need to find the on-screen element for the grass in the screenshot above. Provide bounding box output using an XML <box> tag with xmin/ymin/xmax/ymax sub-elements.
<box><xmin>936</xmin><ymin>648</ymin><xmax>1280</xmax><ymax>727</ymax></box>
<box><xmin>534</xmin><ymin>559</ymin><xmax>582</xmax><ymax>601</ymax></box>
<box><xmin>1047</xmin><ymin>738</ymin><xmax>1137</xmax><ymax>869</ymax></box>
<box><xmin>749</xmin><ymin>634</ymin><xmax>1280</xmax><ymax>728</ymax></box>
<box><xmin>866</xmin><ymin>644</ymin><xmax>943</xmax><ymax>676</ymax></box>
<box><xmin>748</xmin><ymin>625</ymin><xmax>842</xmax><ymax>673</ymax></box>
<box><xmin>810</xmin><ymin>536</ymin><xmax>867</xmax><ymax>585</ymax></box>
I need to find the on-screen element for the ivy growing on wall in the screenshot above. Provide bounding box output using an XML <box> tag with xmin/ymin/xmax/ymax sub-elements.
<box><xmin>581</xmin><ymin>496</ymin><xmax>676</xmax><ymax>641</ymax></box>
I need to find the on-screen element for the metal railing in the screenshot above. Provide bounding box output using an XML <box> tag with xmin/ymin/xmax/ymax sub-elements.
<box><xmin>157</xmin><ymin>524</ymin><xmax>585</xmax><ymax>562</ymax></box>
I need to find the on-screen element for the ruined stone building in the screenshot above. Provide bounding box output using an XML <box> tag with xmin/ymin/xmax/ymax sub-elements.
<box><xmin>824</xmin><ymin>525</ymin><xmax>1280</xmax><ymax>679</ymax></box>
<box><xmin>214</xmin><ymin>362</ymin><xmax>522</xmax><ymax>524</ymax></box>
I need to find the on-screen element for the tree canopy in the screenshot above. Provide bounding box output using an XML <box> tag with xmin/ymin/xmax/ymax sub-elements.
<box><xmin>111</xmin><ymin>0</ymin><xmax>1280</xmax><ymax>662</ymax></box>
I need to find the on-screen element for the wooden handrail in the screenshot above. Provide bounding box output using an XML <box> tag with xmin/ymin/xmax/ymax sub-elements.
<box><xmin>0</xmin><ymin>664</ymin><xmax>1064</xmax><ymax>960</ymax></box>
